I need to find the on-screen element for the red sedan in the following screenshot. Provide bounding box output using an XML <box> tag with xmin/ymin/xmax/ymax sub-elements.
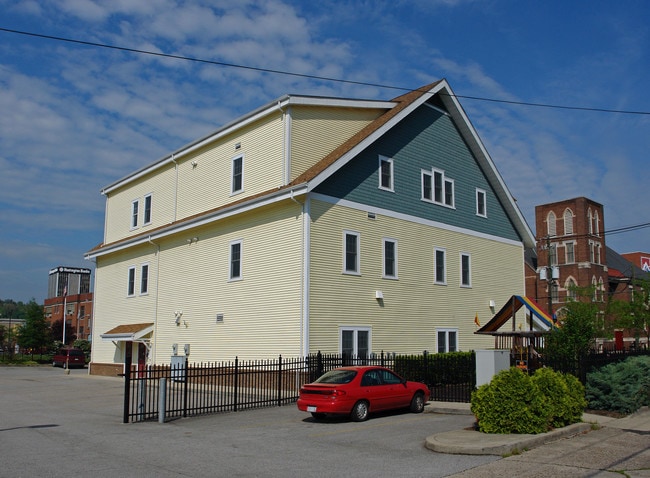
<box><xmin>297</xmin><ymin>366</ymin><xmax>429</xmax><ymax>421</ymax></box>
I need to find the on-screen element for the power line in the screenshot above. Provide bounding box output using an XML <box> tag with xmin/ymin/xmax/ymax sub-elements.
<box><xmin>2</xmin><ymin>26</ymin><xmax>650</xmax><ymax>117</ymax></box>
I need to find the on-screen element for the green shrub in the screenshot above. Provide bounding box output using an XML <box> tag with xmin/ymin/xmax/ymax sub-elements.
<box><xmin>586</xmin><ymin>356</ymin><xmax>650</xmax><ymax>414</ymax></box>
<box><xmin>471</xmin><ymin>367</ymin><xmax>550</xmax><ymax>434</ymax></box>
<box><xmin>531</xmin><ymin>368</ymin><xmax>586</xmax><ymax>428</ymax></box>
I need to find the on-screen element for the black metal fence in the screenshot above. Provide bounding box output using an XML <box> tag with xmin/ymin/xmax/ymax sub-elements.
<box><xmin>122</xmin><ymin>350</ymin><xmax>476</xmax><ymax>423</ymax></box>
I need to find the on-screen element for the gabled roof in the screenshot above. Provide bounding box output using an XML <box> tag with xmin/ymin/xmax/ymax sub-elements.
<box><xmin>100</xmin><ymin>323</ymin><xmax>154</xmax><ymax>342</ymax></box>
<box><xmin>86</xmin><ymin>79</ymin><xmax>534</xmax><ymax>259</ymax></box>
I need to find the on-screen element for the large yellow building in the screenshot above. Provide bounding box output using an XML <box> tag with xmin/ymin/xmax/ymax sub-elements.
<box><xmin>86</xmin><ymin>80</ymin><xmax>534</xmax><ymax>376</ymax></box>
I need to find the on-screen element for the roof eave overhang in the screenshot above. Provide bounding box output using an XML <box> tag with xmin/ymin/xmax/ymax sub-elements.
<box><xmin>86</xmin><ymin>183</ymin><xmax>309</xmax><ymax>260</ymax></box>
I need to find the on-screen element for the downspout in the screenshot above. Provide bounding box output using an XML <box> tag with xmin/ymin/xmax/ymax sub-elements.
<box><xmin>171</xmin><ymin>153</ymin><xmax>179</xmax><ymax>222</ymax></box>
<box><xmin>291</xmin><ymin>190</ymin><xmax>309</xmax><ymax>357</ymax></box>
<box><xmin>148</xmin><ymin>236</ymin><xmax>161</xmax><ymax>365</ymax></box>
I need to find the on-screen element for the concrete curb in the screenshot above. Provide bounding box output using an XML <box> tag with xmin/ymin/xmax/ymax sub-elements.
<box><xmin>425</xmin><ymin>421</ymin><xmax>594</xmax><ymax>455</ymax></box>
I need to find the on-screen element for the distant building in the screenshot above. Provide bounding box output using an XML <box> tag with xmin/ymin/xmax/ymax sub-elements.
<box><xmin>621</xmin><ymin>252</ymin><xmax>650</xmax><ymax>273</ymax></box>
<box><xmin>43</xmin><ymin>266</ymin><xmax>93</xmax><ymax>343</ymax></box>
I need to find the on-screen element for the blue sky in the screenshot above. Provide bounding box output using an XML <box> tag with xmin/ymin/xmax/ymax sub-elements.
<box><xmin>1</xmin><ymin>0</ymin><xmax>648</xmax><ymax>303</ymax></box>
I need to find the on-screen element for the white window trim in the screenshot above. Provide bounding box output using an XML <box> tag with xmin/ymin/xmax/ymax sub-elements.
<box><xmin>475</xmin><ymin>188</ymin><xmax>487</xmax><ymax>217</ymax></box>
<box><xmin>564</xmin><ymin>241</ymin><xmax>576</xmax><ymax>264</ymax></box>
<box><xmin>143</xmin><ymin>193</ymin><xmax>153</xmax><ymax>225</ymax></box>
<box><xmin>140</xmin><ymin>262</ymin><xmax>150</xmax><ymax>295</ymax></box>
<box><xmin>231</xmin><ymin>154</ymin><xmax>244</xmax><ymax>195</ymax></box>
<box><xmin>127</xmin><ymin>266</ymin><xmax>136</xmax><ymax>297</ymax></box>
<box><xmin>437</xmin><ymin>328</ymin><xmax>459</xmax><ymax>353</ymax></box>
<box><xmin>343</xmin><ymin>230</ymin><xmax>361</xmax><ymax>275</ymax></box>
<box><xmin>339</xmin><ymin>326</ymin><xmax>372</xmax><ymax>357</ymax></box>
<box><xmin>378</xmin><ymin>155</ymin><xmax>394</xmax><ymax>192</ymax></box>
<box><xmin>130</xmin><ymin>199</ymin><xmax>139</xmax><ymax>230</ymax></box>
<box><xmin>421</xmin><ymin>169</ymin><xmax>433</xmax><ymax>202</ymax></box>
<box><xmin>382</xmin><ymin>238</ymin><xmax>398</xmax><ymax>279</ymax></box>
<box><xmin>460</xmin><ymin>252</ymin><xmax>471</xmax><ymax>288</ymax></box>
<box><xmin>434</xmin><ymin>247</ymin><xmax>447</xmax><ymax>285</ymax></box>
<box><xmin>229</xmin><ymin>240</ymin><xmax>243</xmax><ymax>281</ymax></box>
<box><xmin>422</xmin><ymin>168</ymin><xmax>455</xmax><ymax>209</ymax></box>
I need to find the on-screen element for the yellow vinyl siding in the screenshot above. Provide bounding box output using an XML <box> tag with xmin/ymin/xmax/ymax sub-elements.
<box><xmin>103</xmin><ymin>112</ymin><xmax>285</xmax><ymax>245</ymax></box>
<box><xmin>308</xmin><ymin>199</ymin><xmax>524</xmax><ymax>355</ymax></box>
<box><xmin>92</xmin><ymin>199</ymin><xmax>305</xmax><ymax>365</ymax></box>
<box><xmin>91</xmin><ymin>244</ymin><xmax>158</xmax><ymax>364</ymax></box>
<box><xmin>104</xmin><ymin>165</ymin><xmax>176</xmax><ymax>244</ymax></box>
<box><xmin>290</xmin><ymin>106</ymin><xmax>383</xmax><ymax>180</ymax></box>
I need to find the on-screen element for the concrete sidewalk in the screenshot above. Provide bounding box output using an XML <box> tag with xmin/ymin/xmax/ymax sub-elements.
<box><xmin>424</xmin><ymin>402</ymin><xmax>650</xmax><ymax>477</ymax></box>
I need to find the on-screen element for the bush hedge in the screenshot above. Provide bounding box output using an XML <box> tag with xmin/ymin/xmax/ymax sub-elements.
<box><xmin>585</xmin><ymin>356</ymin><xmax>650</xmax><ymax>414</ymax></box>
<box><xmin>471</xmin><ymin>367</ymin><xmax>586</xmax><ymax>434</ymax></box>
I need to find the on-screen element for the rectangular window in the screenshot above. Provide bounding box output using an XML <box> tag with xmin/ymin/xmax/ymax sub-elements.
<box><xmin>434</xmin><ymin>248</ymin><xmax>446</xmax><ymax>284</ymax></box>
<box><xmin>476</xmin><ymin>189</ymin><xmax>487</xmax><ymax>217</ymax></box>
<box><xmin>232</xmin><ymin>155</ymin><xmax>243</xmax><ymax>194</ymax></box>
<box><xmin>340</xmin><ymin>327</ymin><xmax>370</xmax><ymax>360</ymax></box>
<box><xmin>383</xmin><ymin>238</ymin><xmax>397</xmax><ymax>279</ymax></box>
<box><xmin>343</xmin><ymin>231</ymin><xmax>360</xmax><ymax>274</ymax></box>
<box><xmin>549</xmin><ymin>244</ymin><xmax>558</xmax><ymax>266</ymax></box>
<box><xmin>444</xmin><ymin>179</ymin><xmax>454</xmax><ymax>207</ymax></box>
<box><xmin>378</xmin><ymin>156</ymin><xmax>394</xmax><ymax>191</ymax></box>
<box><xmin>437</xmin><ymin>329</ymin><xmax>458</xmax><ymax>353</ymax></box>
<box><xmin>143</xmin><ymin>194</ymin><xmax>152</xmax><ymax>225</ymax></box>
<box><xmin>131</xmin><ymin>200</ymin><xmax>139</xmax><ymax>229</ymax></box>
<box><xmin>127</xmin><ymin>267</ymin><xmax>136</xmax><ymax>296</ymax></box>
<box><xmin>434</xmin><ymin>170</ymin><xmax>443</xmax><ymax>203</ymax></box>
<box><xmin>565</xmin><ymin>242</ymin><xmax>575</xmax><ymax>264</ymax></box>
<box><xmin>230</xmin><ymin>241</ymin><xmax>242</xmax><ymax>280</ymax></box>
<box><xmin>140</xmin><ymin>264</ymin><xmax>149</xmax><ymax>294</ymax></box>
<box><xmin>460</xmin><ymin>253</ymin><xmax>471</xmax><ymax>287</ymax></box>
<box><xmin>421</xmin><ymin>170</ymin><xmax>433</xmax><ymax>201</ymax></box>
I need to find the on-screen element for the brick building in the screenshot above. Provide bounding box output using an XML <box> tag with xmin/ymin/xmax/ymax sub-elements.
<box><xmin>43</xmin><ymin>266</ymin><xmax>93</xmax><ymax>344</ymax></box>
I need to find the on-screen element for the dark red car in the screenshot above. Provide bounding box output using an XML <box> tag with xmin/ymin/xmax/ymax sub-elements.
<box><xmin>52</xmin><ymin>348</ymin><xmax>86</xmax><ymax>369</ymax></box>
<box><xmin>297</xmin><ymin>366</ymin><xmax>429</xmax><ymax>421</ymax></box>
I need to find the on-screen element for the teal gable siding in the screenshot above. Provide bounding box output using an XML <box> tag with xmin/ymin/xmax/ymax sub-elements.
<box><xmin>314</xmin><ymin>103</ymin><xmax>521</xmax><ymax>242</ymax></box>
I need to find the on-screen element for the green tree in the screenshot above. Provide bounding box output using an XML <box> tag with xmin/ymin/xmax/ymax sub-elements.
<box><xmin>16</xmin><ymin>300</ymin><xmax>52</xmax><ymax>356</ymax></box>
<box><xmin>545</xmin><ymin>286</ymin><xmax>599</xmax><ymax>374</ymax></box>
<box><xmin>610</xmin><ymin>280</ymin><xmax>650</xmax><ymax>347</ymax></box>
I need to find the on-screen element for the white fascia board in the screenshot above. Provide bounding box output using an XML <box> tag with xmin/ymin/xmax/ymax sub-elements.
<box><xmin>86</xmin><ymin>184</ymin><xmax>309</xmax><ymax>259</ymax></box>
<box><xmin>101</xmin><ymin>95</ymin><xmax>393</xmax><ymax>195</ymax></box>
<box><xmin>436</xmin><ymin>83</ymin><xmax>536</xmax><ymax>249</ymax></box>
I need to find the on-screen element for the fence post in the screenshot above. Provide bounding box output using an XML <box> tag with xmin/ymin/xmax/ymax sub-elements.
<box><xmin>183</xmin><ymin>356</ymin><xmax>189</xmax><ymax>418</ymax></box>
<box><xmin>381</xmin><ymin>350</ymin><xmax>385</xmax><ymax>367</ymax></box>
<box><xmin>122</xmin><ymin>353</ymin><xmax>132</xmax><ymax>424</ymax></box>
<box><xmin>277</xmin><ymin>355</ymin><xmax>282</xmax><ymax>407</ymax></box>
<box><xmin>233</xmin><ymin>357</ymin><xmax>239</xmax><ymax>412</ymax></box>
<box><xmin>159</xmin><ymin>378</ymin><xmax>167</xmax><ymax>424</ymax></box>
<box><xmin>317</xmin><ymin>351</ymin><xmax>323</xmax><ymax>378</ymax></box>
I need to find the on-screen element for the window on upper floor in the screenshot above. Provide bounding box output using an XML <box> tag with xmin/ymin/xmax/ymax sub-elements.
<box><xmin>383</xmin><ymin>238</ymin><xmax>397</xmax><ymax>279</ymax></box>
<box><xmin>593</xmin><ymin>211</ymin><xmax>600</xmax><ymax>235</ymax></box>
<box><xmin>460</xmin><ymin>252</ymin><xmax>471</xmax><ymax>287</ymax></box>
<box><xmin>563</xmin><ymin>208</ymin><xmax>573</xmax><ymax>235</ymax></box>
<box><xmin>378</xmin><ymin>155</ymin><xmax>394</xmax><ymax>192</ymax></box>
<box><xmin>229</xmin><ymin>240</ymin><xmax>242</xmax><ymax>280</ymax></box>
<box><xmin>434</xmin><ymin>248</ymin><xmax>446</xmax><ymax>285</ymax></box>
<box><xmin>143</xmin><ymin>194</ymin><xmax>153</xmax><ymax>225</ymax></box>
<box><xmin>343</xmin><ymin>231</ymin><xmax>360</xmax><ymax>274</ymax></box>
<box><xmin>140</xmin><ymin>263</ymin><xmax>149</xmax><ymax>295</ymax></box>
<box><xmin>131</xmin><ymin>200</ymin><xmax>139</xmax><ymax>229</ymax></box>
<box><xmin>232</xmin><ymin>155</ymin><xmax>243</xmax><ymax>195</ymax></box>
<box><xmin>437</xmin><ymin>328</ymin><xmax>458</xmax><ymax>353</ymax></box>
<box><xmin>549</xmin><ymin>243</ymin><xmax>558</xmax><ymax>266</ymax></box>
<box><xmin>589</xmin><ymin>241</ymin><xmax>595</xmax><ymax>263</ymax></box>
<box><xmin>565</xmin><ymin>242</ymin><xmax>575</xmax><ymax>264</ymax></box>
<box><xmin>476</xmin><ymin>189</ymin><xmax>487</xmax><ymax>217</ymax></box>
<box><xmin>547</xmin><ymin>211</ymin><xmax>557</xmax><ymax>236</ymax></box>
<box><xmin>422</xmin><ymin>168</ymin><xmax>454</xmax><ymax>208</ymax></box>
<box><xmin>127</xmin><ymin>266</ymin><xmax>136</xmax><ymax>297</ymax></box>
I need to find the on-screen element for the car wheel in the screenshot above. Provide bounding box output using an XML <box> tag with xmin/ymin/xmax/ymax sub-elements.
<box><xmin>350</xmin><ymin>400</ymin><xmax>369</xmax><ymax>422</ymax></box>
<box><xmin>410</xmin><ymin>392</ymin><xmax>425</xmax><ymax>413</ymax></box>
<box><xmin>311</xmin><ymin>412</ymin><xmax>326</xmax><ymax>420</ymax></box>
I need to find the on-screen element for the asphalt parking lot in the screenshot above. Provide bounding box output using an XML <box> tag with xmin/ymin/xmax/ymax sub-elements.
<box><xmin>0</xmin><ymin>366</ymin><xmax>498</xmax><ymax>477</ymax></box>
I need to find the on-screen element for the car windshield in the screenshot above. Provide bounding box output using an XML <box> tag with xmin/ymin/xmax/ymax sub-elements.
<box><xmin>315</xmin><ymin>370</ymin><xmax>357</xmax><ymax>384</ymax></box>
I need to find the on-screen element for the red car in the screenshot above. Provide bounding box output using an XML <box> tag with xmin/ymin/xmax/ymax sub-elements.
<box><xmin>297</xmin><ymin>366</ymin><xmax>429</xmax><ymax>422</ymax></box>
<box><xmin>52</xmin><ymin>348</ymin><xmax>86</xmax><ymax>369</ymax></box>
